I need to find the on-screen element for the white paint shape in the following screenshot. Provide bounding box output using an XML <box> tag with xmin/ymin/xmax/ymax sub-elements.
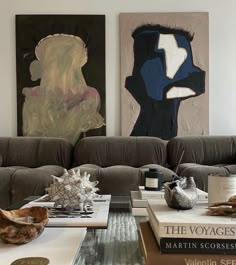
<box><xmin>167</xmin><ymin>86</ymin><xmax>196</xmax><ymax>99</ymax></box>
<box><xmin>158</xmin><ymin>34</ymin><xmax>187</xmax><ymax>79</ymax></box>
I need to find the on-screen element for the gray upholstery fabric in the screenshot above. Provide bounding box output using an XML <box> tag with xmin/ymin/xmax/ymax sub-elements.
<box><xmin>73</xmin><ymin>136</ymin><xmax>167</xmax><ymax>167</ymax></box>
<box><xmin>0</xmin><ymin>137</ymin><xmax>72</xmax><ymax>168</ymax></box>
<box><xmin>10</xmin><ymin>166</ymin><xmax>65</xmax><ymax>205</ymax></box>
<box><xmin>167</xmin><ymin>136</ymin><xmax>236</xmax><ymax>166</ymax></box>
<box><xmin>177</xmin><ymin>163</ymin><xmax>230</xmax><ymax>192</ymax></box>
<box><xmin>0</xmin><ymin>167</ymin><xmax>17</xmax><ymax>209</ymax></box>
<box><xmin>167</xmin><ymin>136</ymin><xmax>236</xmax><ymax>192</ymax></box>
<box><xmin>72</xmin><ymin>136</ymin><xmax>174</xmax><ymax>196</ymax></box>
<box><xmin>74</xmin><ymin>163</ymin><xmax>176</xmax><ymax>196</ymax></box>
<box><xmin>0</xmin><ymin>137</ymin><xmax>73</xmax><ymax>209</ymax></box>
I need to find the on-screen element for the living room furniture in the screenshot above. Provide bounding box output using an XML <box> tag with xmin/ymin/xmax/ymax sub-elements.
<box><xmin>8</xmin><ymin>196</ymin><xmax>145</xmax><ymax>265</ymax></box>
<box><xmin>3</xmin><ymin>134</ymin><xmax>236</xmax><ymax>209</ymax></box>
<box><xmin>66</xmin><ymin>197</ymin><xmax>145</xmax><ymax>265</ymax></box>
<box><xmin>0</xmin><ymin>137</ymin><xmax>73</xmax><ymax>209</ymax></box>
<box><xmin>167</xmin><ymin>135</ymin><xmax>236</xmax><ymax>192</ymax></box>
<box><xmin>72</xmin><ymin>136</ymin><xmax>176</xmax><ymax>196</ymax></box>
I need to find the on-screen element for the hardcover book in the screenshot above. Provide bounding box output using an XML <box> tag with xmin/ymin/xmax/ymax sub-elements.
<box><xmin>130</xmin><ymin>191</ymin><xmax>148</xmax><ymax>207</ymax></box>
<box><xmin>139</xmin><ymin>186</ymin><xmax>208</xmax><ymax>200</ymax></box>
<box><xmin>130</xmin><ymin>202</ymin><xmax>149</xmax><ymax>217</ymax></box>
<box><xmin>147</xmin><ymin>200</ymin><xmax>236</xmax><ymax>240</ymax></box>
<box><xmin>139</xmin><ymin>186</ymin><xmax>165</xmax><ymax>200</ymax></box>
<box><xmin>139</xmin><ymin>221</ymin><xmax>236</xmax><ymax>265</ymax></box>
<box><xmin>148</xmin><ymin>209</ymin><xmax>236</xmax><ymax>254</ymax></box>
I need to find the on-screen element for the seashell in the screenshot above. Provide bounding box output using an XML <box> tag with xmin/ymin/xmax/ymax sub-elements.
<box><xmin>164</xmin><ymin>176</ymin><xmax>198</xmax><ymax>210</ymax></box>
<box><xmin>46</xmin><ymin>168</ymin><xmax>99</xmax><ymax>212</ymax></box>
<box><xmin>0</xmin><ymin>206</ymin><xmax>48</xmax><ymax>244</ymax></box>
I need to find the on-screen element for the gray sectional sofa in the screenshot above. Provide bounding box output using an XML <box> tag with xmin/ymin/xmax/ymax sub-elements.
<box><xmin>1</xmin><ymin>135</ymin><xmax>236</xmax><ymax>209</ymax></box>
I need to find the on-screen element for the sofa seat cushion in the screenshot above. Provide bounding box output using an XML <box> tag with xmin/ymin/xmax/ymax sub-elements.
<box><xmin>0</xmin><ymin>167</ymin><xmax>18</xmax><ymax>209</ymax></box>
<box><xmin>176</xmin><ymin>163</ymin><xmax>230</xmax><ymax>192</ymax></box>
<box><xmin>6</xmin><ymin>166</ymin><xmax>65</xmax><ymax>206</ymax></box>
<box><xmin>72</xmin><ymin>164</ymin><xmax>176</xmax><ymax>196</ymax></box>
<box><xmin>223</xmin><ymin>165</ymin><xmax>236</xmax><ymax>174</ymax></box>
<box><xmin>97</xmin><ymin>166</ymin><xmax>141</xmax><ymax>195</ymax></box>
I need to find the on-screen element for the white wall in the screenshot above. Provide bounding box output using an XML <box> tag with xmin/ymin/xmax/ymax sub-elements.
<box><xmin>0</xmin><ymin>0</ymin><xmax>236</xmax><ymax>137</ymax></box>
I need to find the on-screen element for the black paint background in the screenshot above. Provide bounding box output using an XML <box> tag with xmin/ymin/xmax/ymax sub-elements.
<box><xmin>15</xmin><ymin>14</ymin><xmax>106</xmax><ymax>137</ymax></box>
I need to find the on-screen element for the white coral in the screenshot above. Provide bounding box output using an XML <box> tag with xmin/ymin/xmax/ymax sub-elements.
<box><xmin>46</xmin><ymin>168</ymin><xmax>99</xmax><ymax>211</ymax></box>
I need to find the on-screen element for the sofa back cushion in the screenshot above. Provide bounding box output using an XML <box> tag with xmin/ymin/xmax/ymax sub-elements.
<box><xmin>73</xmin><ymin>136</ymin><xmax>167</xmax><ymax>167</ymax></box>
<box><xmin>167</xmin><ymin>136</ymin><xmax>236</xmax><ymax>167</ymax></box>
<box><xmin>0</xmin><ymin>137</ymin><xmax>73</xmax><ymax>168</ymax></box>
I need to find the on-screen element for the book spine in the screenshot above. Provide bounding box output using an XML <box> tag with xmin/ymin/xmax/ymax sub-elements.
<box><xmin>159</xmin><ymin>237</ymin><xmax>236</xmax><ymax>254</ymax></box>
<box><xmin>141</xmin><ymin>193</ymin><xmax>165</xmax><ymax>200</ymax></box>
<box><xmin>131</xmin><ymin>207</ymin><xmax>149</xmax><ymax>217</ymax></box>
<box><xmin>147</xmin><ymin>206</ymin><xmax>236</xmax><ymax>240</ymax></box>
<box><xmin>153</xmin><ymin>255</ymin><xmax>236</xmax><ymax>265</ymax></box>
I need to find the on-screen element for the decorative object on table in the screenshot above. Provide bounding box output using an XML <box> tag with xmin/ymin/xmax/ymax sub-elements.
<box><xmin>207</xmin><ymin>194</ymin><xmax>236</xmax><ymax>216</ymax></box>
<box><xmin>208</xmin><ymin>174</ymin><xmax>236</xmax><ymax>205</ymax></box>
<box><xmin>46</xmin><ymin>168</ymin><xmax>99</xmax><ymax>212</ymax></box>
<box><xmin>11</xmin><ymin>257</ymin><xmax>49</xmax><ymax>265</ymax></box>
<box><xmin>0</xmin><ymin>206</ymin><xmax>48</xmax><ymax>244</ymax></box>
<box><xmin>136</xmin><ymin>186</ymin><xmax>207</xmax><ymax>203</ymax></box>
<box><xmin>145</xmin><ymin>168</ymin><xmax>163</xmax><ymax>191</ymax></box>
<box><xmin>164</xmin><ymin>176</ymin><xmax>197</xmax><ymax>210</ymax></box>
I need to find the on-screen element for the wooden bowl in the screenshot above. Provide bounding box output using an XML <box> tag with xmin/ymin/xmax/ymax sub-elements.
<box><xmin>0</xmin><ymin>206</ymin><xmax>48</xmax><ymax>244</ymax></box>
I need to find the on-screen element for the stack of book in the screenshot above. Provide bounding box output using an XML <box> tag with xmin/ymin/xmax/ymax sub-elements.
<box><xmin>139</xmin><ymin>195</ymin><xmax>236</xmax><ymax>265</ymax></box>
<box><xmin>130</xmin><ymin>186</ymin><xmax>208</xmax><ymax>217</ymax></box>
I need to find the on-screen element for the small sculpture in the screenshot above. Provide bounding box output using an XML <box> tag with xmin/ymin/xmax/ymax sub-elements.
<box><xmin>207</xmin><ymin>195</ymin><xmax>236</xmax><ymax>216</ymax></box>
<box><xmin>164</xmin><ymin>176</ymin><xmax>198</xmax><ymax>210</ymax></box>
<box><xmin>0</xmin><ymin>206</ymin><xmax>48</xmax><ymax>244</ymax></box>
<box><xmin>46</xmin><ymin>168</ymin><xmax>99</xmax><ymax>212</ymax></box>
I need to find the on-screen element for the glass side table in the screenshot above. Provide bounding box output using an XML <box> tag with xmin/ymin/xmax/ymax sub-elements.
<box><xmin>74</xmin><ymin>196</ymin><xmax>146</xmax><ymax>265</ymax></box>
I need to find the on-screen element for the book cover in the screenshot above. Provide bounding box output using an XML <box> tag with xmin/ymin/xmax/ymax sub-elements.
<box><xmin>22</xmin><ymin>194</ymin><xmax>111</xmax><ymax>228</ymax></box>
<box><xmin>130</xmin><ymin>191</ymin><xmax>148</xmax><ymax>207</ymax></box>
<box><xmin>148</xmin><ymin>212</ymin><xmax>236</xmax><ymax>254</ymax></box>
<box><xmin>139</xmin><ymin>186</ymin><xmax>208</xmax><ymax>200</ymax></box>
<box><xmin>148</xmin><ymin>200</ymin><xmax>236</xmax><ymax>239</ymax></box>
<box><xmin>0</xmin><ymin>227</ymin><xmax>87</xmax><ymax>265</ymax></box>
<box><xmin>139</xmin><ymin>222</ymin><xmax>236</xmax><ymax>265</ymax></box>
<box><xmin>130</xmin><ymin>202</ymin><xmax>149</xmax><ymax>217</ymax></box>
